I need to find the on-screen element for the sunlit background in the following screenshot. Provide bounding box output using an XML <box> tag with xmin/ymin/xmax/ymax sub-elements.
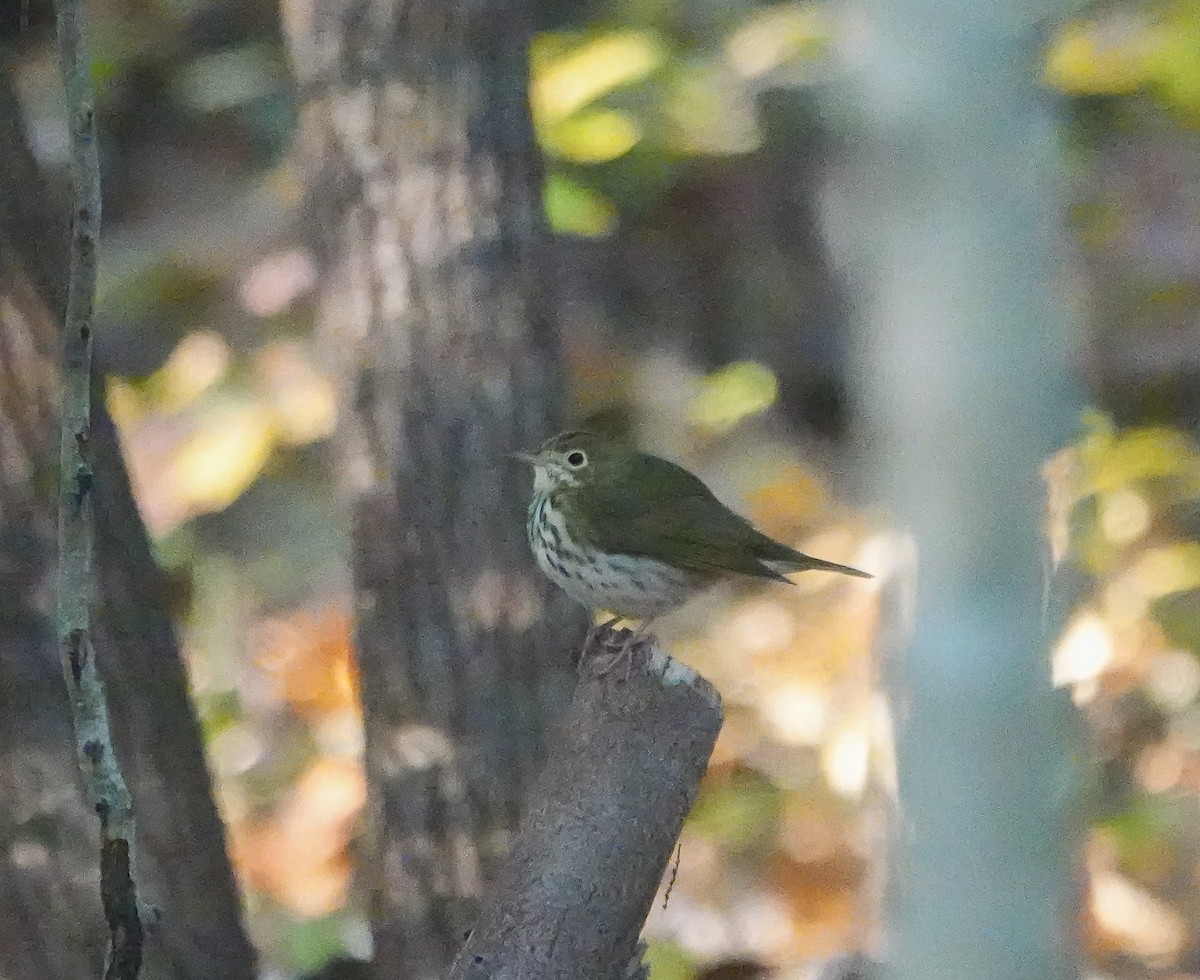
<box><xmin>8</xmin><ymin>0</ymin><xmax>1200</xmax><ymax>976</ymax></box>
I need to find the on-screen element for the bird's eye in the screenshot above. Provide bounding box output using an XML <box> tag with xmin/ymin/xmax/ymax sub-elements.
<box><xmin>566</xmin><ymin>450</ymin><xmax>587</xmax><ymax>468</ymax></box>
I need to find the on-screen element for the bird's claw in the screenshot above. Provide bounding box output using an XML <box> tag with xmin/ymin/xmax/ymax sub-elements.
<box><xmin>582</xmin><ymin>623</ymin><xmax>651</xmax><ymax>681</ymax></box>
<box><xmin>577</xmin><ymin>617</ymin><xmax>620</xmax><ymax>675</ymax></box>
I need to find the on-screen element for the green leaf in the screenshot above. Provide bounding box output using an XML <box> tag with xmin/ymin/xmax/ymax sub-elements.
<box><xmin>543</xmin><ymin>173</ymin><xmax>618</xmax><ymax>237</ymax></box>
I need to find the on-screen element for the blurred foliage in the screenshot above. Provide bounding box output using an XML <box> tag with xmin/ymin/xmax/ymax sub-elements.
<box><xmin>1045</xmin><ymin>410</ymin><xmax>1200</xmax><ymax>973</ymax></box>
<box><xmin>530</xmin><ymin>7</ymin><xmax>831</xmax><ymax>236</ymax></box>
<box><xmin>1046</xmin><ymin>1</ymin><xmax>1200</xmax><ymax>116</ymax></box>
<box><xmin>688</xmin><ymin>766</ymin><xmax>785</xmax><ymax>854</ymax></box>
<box><xmin>690</xmin><ymin>361</ymin><xmax>781</xmax><ymax>434</ymax></box>
<box><xmin>6</xmin><ymin>0</ymin><xmax>1200</xmax><ymax>975</ymax></box>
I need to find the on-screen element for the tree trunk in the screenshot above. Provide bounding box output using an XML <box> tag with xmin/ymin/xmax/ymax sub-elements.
<box><xmin>0</xmin><ymin>224</ymin><xmax>104</xmax><ymax>980</ymax></box>
<box><xmin>822</xmin><ymin>1</ymin><xmax>1084</xmax><ymax>978</ymax></box>
<box><xmin>283</xmin><ymin>2</ymin><xmax>582</xmax><ymax>976</ymax></box>
<box><xmin>450</xmin><ymin>636</ymin><xmax>723</xmax><ymax>980</ymax></box>
<box><xmin>0</xmin><ymin>63</ymin><xmax>256</xmax><ymax>980</ymax></box>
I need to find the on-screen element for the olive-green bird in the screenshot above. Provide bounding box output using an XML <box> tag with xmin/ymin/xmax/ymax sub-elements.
<box><xmin>519</xmin><ymin>431</ymin><xmax>871</xmax><ymax>641</ymax></box>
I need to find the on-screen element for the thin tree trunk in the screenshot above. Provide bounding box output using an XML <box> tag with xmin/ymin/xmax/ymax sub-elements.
<box><xmin>283</xmin><ymin>2</ymin><xmax>582</xmax><ymax>976</ymax></box>
<box><xmin>822</xmin><ymin>1</ymin><xmax>1084</xmax><ymax>978</ymax></box>
<box><xmin>52</xmin><ymin>0</ymin><xmax>146</xmax><ymax>968</ymax></box>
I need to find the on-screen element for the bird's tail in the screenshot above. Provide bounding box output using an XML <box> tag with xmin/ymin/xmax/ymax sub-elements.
<box><xmin>769</xmin><ymin>549</ymin><xmax>872</xmax><ymax>579</ymax></box>
<box><xmin>796</xmin><ymin>554</ymin><xmax>872</xmax><ymax>578</ymax></box>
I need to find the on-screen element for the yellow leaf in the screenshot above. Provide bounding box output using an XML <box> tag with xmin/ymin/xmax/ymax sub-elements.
<box><xmin>1044</xmin><ymin>20</ymin><xmax>1159</xmax><ymax>95</ymax></box>
<box><xmin>531</xmin><ymin>31</ymin><xmax>664</xmax><ymax>125</ymax></box>
<box><xmin>1130</xmin><ymin>542</ymin><xmax>1200</xmax><ymax>598</ymax></box>
<box><xmin>170</xmin><ymin>403</ymin><xmax>275</xmax><ymax>513</ymax></box>
<box><xmin>689</xmin><ymin>361</ymin><xmax>779</xmax><ymax>433</ymax></box>
<box><xmin>540</xmin><ymin>109</ymin><xmax>642</xmax><ymax>163</ymax></box>
<box><xmin>726</xmin><ymin>3</ymin><xmax>830</xmax><ymax>79</ymax></box>
<box><xmin>153</xmin><ymin>331</ymin><xmax>231</xmax><ymax>411</ymax></box>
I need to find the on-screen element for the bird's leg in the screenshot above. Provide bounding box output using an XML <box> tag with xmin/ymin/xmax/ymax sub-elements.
<box><xmin>587</xmin><ymin>615</ymin><xmax>621</xmax><ymax>647</ymax></box>
<box><xmin>579</xmin><ymin>615</ymin><xmax>620</xmax><ymax>673</ymax></box>
<box><xmin>592</xmin><ymin>618</ymin><xmax>655</xmax><ymax>680</ymax></box>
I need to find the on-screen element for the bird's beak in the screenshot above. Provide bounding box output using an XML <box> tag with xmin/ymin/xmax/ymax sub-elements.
<box><xmin>510</xmin><ymin>450</ymin><xmax>536</xmax><ymax>465</ymax></box>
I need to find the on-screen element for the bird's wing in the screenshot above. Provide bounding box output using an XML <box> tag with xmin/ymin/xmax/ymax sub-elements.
<box><xmin>577</xmin><ymin>453</ymin><xmax>788</xmax><ymax>581</ymax></box>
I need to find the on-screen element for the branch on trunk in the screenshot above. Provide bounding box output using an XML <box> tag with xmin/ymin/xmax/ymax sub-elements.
<box><xmin>450</xmin><ymin>628</ymin><xmax>723</xmax><ymax>980</ymax></box>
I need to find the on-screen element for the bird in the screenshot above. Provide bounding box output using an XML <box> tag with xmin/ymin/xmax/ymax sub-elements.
<box><xmin>517</xmin><ymin>430</ymin><xmax>870</xmax><ymax>672</ymax></box>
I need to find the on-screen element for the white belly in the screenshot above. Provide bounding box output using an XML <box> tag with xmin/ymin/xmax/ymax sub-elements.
<box><xmin>545</xmin><ymin>549</ymin><xmax>694</xmax><ymax>620</ymax></box>
<box><xmin>528</xmin><ymin>495</ymin><xmax>694</xmax><ymax>620</ymax></box>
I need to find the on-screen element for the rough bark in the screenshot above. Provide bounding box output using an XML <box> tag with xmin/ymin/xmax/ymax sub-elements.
<box><xmin>282</xmin><ymin>1</ymin><xmax>583</xmax><ymax>975</ymax></box>
<box><xmin>0</xmin><ymin>226</ymin><xmax>104</xmax><ymax>980</ymax></box>
<box><xmin>0</xmin><ymin>62</ymin><xmax>256</xmax><ymax>980</ymax></box>
<box><xmin>449</xmin><ymin>633</ymin><xmax>723</xmax><ymax>980</ymax></box>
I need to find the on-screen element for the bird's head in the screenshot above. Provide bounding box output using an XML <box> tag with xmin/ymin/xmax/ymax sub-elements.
<box><xmin>516</xmin><ymin>430</ymin><xmax>614</xmax><ymax>495</ymax></box>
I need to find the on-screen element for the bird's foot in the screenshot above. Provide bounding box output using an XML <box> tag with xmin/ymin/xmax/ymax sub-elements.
<box><xmin>583</xmin><ymin>616</ymin><xmax>620</xmax><ymax>649</ymax></box>
<box><xmin>586</xmin><ymin>623</ymin><xmax>652</xmax><ymax>681</ymax></box>
<box><xmin>577</xmin><ymin>616</ymin><xmax>620</xmax><ymax>674</ymax></box>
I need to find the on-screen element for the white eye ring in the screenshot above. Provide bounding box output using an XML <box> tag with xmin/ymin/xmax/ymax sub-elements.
<box><xmin>565</xmin><ymin>450</ymin><xmax>587</xmax><ymax>468</ymax></box>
